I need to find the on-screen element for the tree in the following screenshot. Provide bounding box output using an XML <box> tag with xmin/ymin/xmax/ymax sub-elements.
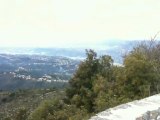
<box><xmin>123</xmin><ymin>40</ymin><xmax>160</xmax><ymax>98</ymax></box>
<box><xmin>66</xmin><ymin>49</ymin><xmax>98</xmax><ymax>112</ymax></box>
<box><xmin>29</xmin><ymin>98</ymin><xmax>89</xmax><ymax>120</ymax></box>
<box><xmin>66</xmin><ymin>50</ymin><xmax>115</xmax><ymax>112</ymax></box>
<box><xmin>92</xmin><ymin>75</ymin><xmax>108</xmax><ymax>112</ymax></box>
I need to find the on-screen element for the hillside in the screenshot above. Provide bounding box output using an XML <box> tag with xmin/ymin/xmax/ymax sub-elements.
<box><xmin>0</xmin><ymin>89</ymin><xmax>65</xmax><ymax>120</ymax></box>
<box><xmin>0</xmin><ymin>54</ymin><xmax>80</xmax><ymax>90</ymax></box>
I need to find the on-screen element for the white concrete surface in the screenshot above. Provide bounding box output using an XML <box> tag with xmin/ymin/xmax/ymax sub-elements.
<box><xmin>90</xmin><ymin>94</ymin><xmax>160</xmax><ymax>120</ymax></box>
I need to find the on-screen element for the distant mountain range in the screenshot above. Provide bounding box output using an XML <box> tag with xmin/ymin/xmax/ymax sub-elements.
<box><xmin>0</xmin><ymin>40</ymin><xmax>138</xmax><ymax>63</ymax></box>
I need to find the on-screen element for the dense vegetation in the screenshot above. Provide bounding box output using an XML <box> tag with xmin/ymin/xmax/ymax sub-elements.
<box><xmin>1</xmin><ymin>40</ymin><xmax>160</xmax><ymax>120</ymax></box>
<box><xmin>0</xmin><ymin>89</ymin><xmax>65</xmax><ymax>120</ymax></box>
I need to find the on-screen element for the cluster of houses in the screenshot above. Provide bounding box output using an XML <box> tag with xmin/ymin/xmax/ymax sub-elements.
<box><xmin>4</xmin><ymin>72</ymin><xmax>68</xmax><ymax>83</ymax></box>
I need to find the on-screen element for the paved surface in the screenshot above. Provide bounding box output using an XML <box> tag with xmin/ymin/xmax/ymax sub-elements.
<box><xmin>90</xmin><ymin>94</ymin><xmax>160</xmax><ymax>120</ymax></box>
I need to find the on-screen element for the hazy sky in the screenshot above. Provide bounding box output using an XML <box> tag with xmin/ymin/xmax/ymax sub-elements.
<box><xmin>0</xmin><ymin>0</ymin><xmax>160</xmax><ymax>47</ymax></box>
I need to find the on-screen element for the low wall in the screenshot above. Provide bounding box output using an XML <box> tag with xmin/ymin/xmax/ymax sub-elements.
<box><xmin>136</xmin><ymin>108</ymin><xmax>160</xmax><ymax>120</ymax></box>
<box><xmin>90</xmin><ymin>94</ymin><xmax>160</xmax><ymax>120</ymax></box>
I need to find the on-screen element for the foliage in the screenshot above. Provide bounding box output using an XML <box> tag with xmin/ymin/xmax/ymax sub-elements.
<box><xmin>0</xmin><ymin>89</ymin><xmax>64</xmax><ymax>120</ymax></box>
<box><xmin>29</xmin><ymin>98</ymin><xmax>89</xmax><ymax>120</ymax></box>
<box><xmin>123</xmin><ymin>40</ymin><xmax>160</xmax><ymax>98</ymax></box>
<box><xmin>66</xmin><ymin>41</ymin><xmax>160</xmax><ymax>115</ymax></box>
<box><xmin>66</xmin><ymin>49</ymin><xmax>115</xmax><ymax>112</ymax></box>
<box><xmin>14</xmin><ymin>107</ymin><xmax>28</xmax><ymax>120</ymax></box>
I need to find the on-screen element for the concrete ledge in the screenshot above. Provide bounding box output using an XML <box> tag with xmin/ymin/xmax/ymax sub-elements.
<box><xmin>90</xmin><ymin>94</ymin><xmax>160</xmax><ymax>120</ymax></box>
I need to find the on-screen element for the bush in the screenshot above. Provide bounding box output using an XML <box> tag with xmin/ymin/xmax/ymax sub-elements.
<box><xmin>29</xmin><ymin>98</ymin><xmax>89</xmax><ymax>120</ymax></box>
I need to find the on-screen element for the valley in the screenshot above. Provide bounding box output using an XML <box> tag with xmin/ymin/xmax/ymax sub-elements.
<box><xmin>0</xmin><ymin>54</ymin><xmax>80</xmax><ymax>90</ymax></box>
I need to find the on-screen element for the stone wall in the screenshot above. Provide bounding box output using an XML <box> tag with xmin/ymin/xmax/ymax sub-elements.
<box><xmin>136</xmin><ymin>108</ymin><xmax>160</xmax><ymax>120</ymax></box>
<box><xmin>90</xmin><ymin>94</ymin><xmax>160</xmax><ymax>120</ymax></box>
